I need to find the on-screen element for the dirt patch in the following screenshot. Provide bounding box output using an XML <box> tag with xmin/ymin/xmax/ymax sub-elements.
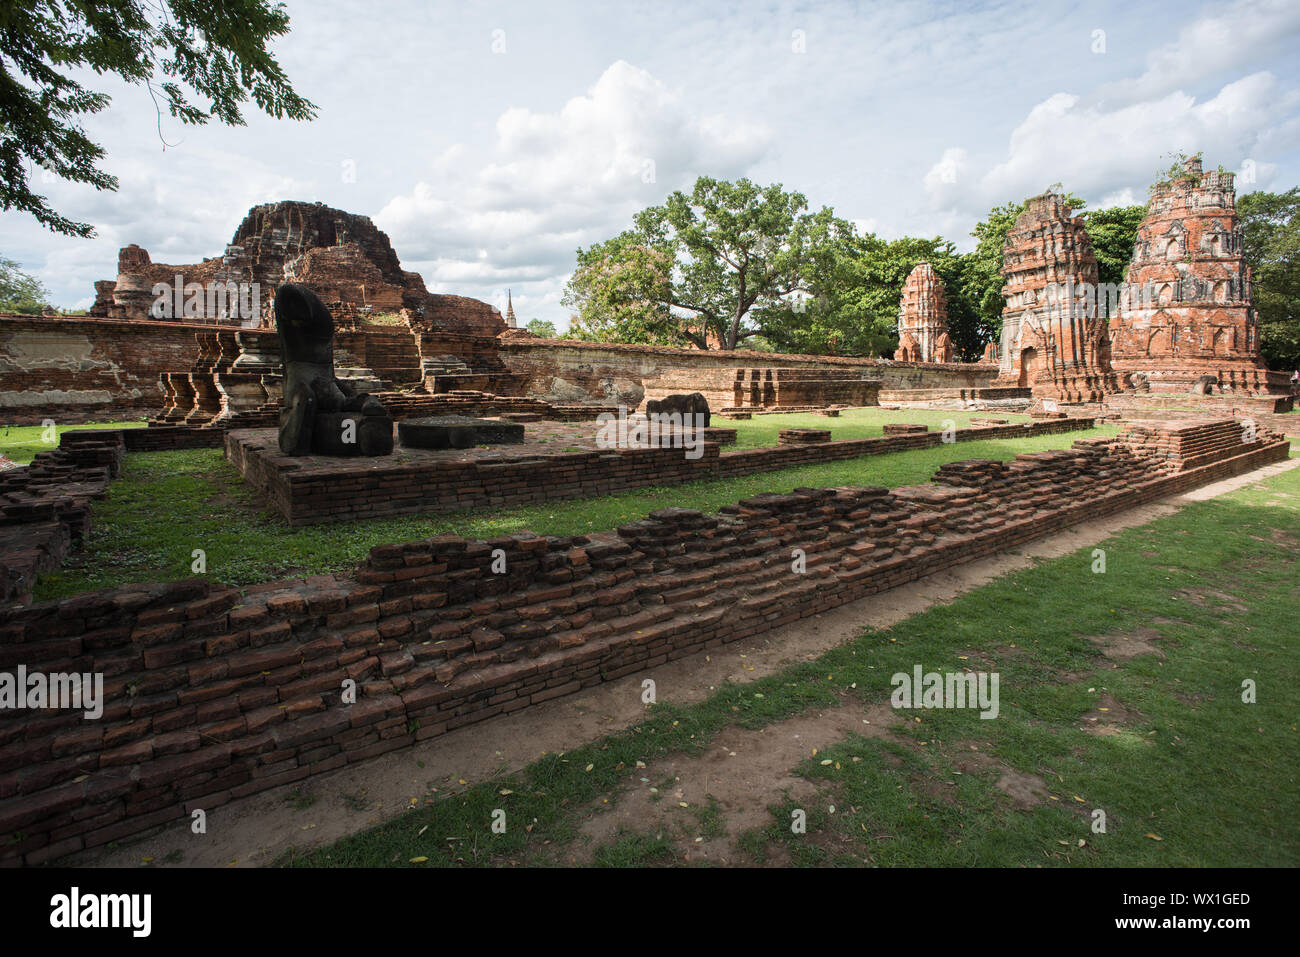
<box><xmin>1176</xmin><ymin>589</ymin><xmax>1249</xmax><ymax>613</ymax></box>
<box><xmin>946</xmin><ymin>742</ymin><xmax>1050</xmax><ymax>810</ymax></box>
<box><xmin>557</xmin><ymin>700</ymin><xmax>900</xmax><ymax>866</ymax></box>
<box><xmin>1087</xmin><ymin>628</ymin><xmax>1165</xmax><ymax>662</ymax></box>
<box><xmin>1080</xmin><ymin>692</ymin><xmax>1143</xmax><ymax>736</ymax></box>
<box><xmin>955</xmin><ymin>650</ymin><xmax>995</xmax><ymax>669</ymax></box>
<box><xmin>948</xmin><ymin>743</ymin><xmax>999</xmax><ymax>776</ymax></box>
<box><xmin>993</xmin><ymin>769</ymin><xmax>1052</xmax><ymax>810</ymax></box>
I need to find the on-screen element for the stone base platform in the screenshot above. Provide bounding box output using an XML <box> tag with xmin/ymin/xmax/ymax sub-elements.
<box><xmin>226</xmin><ymin>421</ymin><xmax>730</xmax><ymax>525</ymax></box>
<box><xmin>225</xmin><ymin>415</ymin><xmax>1107</xmax><ymax>526</ymax></box>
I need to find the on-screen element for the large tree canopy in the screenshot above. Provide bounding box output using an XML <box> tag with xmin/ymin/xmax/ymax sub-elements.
<box><xmin>755</xmin><ymin>233</ymin><xmax>983</xmax><ymax>359</ymax></box>
<box><xmin>1238</xmin><ymin>187</ymin><xmax>1300</xmax><ymax>371</ymax></box>
<box><xmin>564</xmin><ymin>177</ymin><xmax>854</xmax><ymax>350</ymax></box>
<box><xmin>1</xmin><ymin>0</ymin><xmax>316</xmax><ymax>237</ymax></box>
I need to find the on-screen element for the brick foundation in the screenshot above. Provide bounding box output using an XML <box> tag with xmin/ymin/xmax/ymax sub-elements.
<box><xmin>227</xmin><ymin>417</ymin><xmax>1100</xmax><ymax>525</ymax></box>
<box><xmin>0</xmin><ymin>419</ymin><xmax>1287</xmax><ymax>863</ymax></box>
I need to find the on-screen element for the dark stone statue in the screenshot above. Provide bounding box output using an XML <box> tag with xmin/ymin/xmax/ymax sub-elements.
<box><xmin>275</xmin><ymin>284</ymin><xmax>394</xmax><ymax>456</ymax></box>
<box><xmin>644</xmin><ymin>392</ymin><xmax>710</xmax><ymax>427</ymax></box>
<box><xmin>1191</xmin><ymin>374</ymin><xmax>1219</xmax><ymax>396</ymax></box>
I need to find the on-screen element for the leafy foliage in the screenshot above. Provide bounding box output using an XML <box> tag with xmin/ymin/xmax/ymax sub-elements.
<box><xmin>0</xmin><ymin>257</ymin><xmax>51</xmax><ymax>314</ymax></box>
<box><xmin>564</xmin><ymin>177</ymin><xmax>854</xmax><ymax>350</ymax></box>
<box><xmin>1238</xmin><ymin>187</ymin><xmax>1300</xmax><ymax>370</ymax></box>
<box><xmin>525</xmin><ymin>318</ymin><xmax>558</xmax><ymax>339</ymax></box>
<box><xmin>1</xmin><ymin>0</ymin><xmax>316</xmax><ymax>236</ymax></box>
<box><xmin>1080</xmin><ymin>205</ymin><xmax>1146</xmax><ymax>287</ymax></box>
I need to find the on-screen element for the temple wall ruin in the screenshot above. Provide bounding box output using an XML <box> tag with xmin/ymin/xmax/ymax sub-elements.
<box><xmin>497</xmin><ymin>339</ymin><xmax>996</xmax><ymax>409</ymax></box>
<box><xmin>0</xmin><ymin>315</ymin><xmax>218</xmax><ymax>421</ymax></box>
<box><xmin>0</xmin><ymin>418</ymin><xmax>1287</xmax><ymax>864</ymax></box>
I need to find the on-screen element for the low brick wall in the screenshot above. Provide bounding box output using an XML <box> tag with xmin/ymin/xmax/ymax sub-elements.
<box><xmin>1103</xmin><ymin>392</ymin><xmax>1299</xmax><ymax>435</ymax></box>
<box><xmin>228</xmin><ymin>417</ymin><xmax>1100</xmax><ymax>525</ymax></box>
<box><xmin>0</xmin><ymin>423</ymin><xmax>1288</xmax><ymax>863</ymax></box>
<box><xmin>499</xmin><ymin>338</ymin><xmax>997</xmax><ymax>407</ymax></box>
<box><xmin>0</xmin><ymin>434</ymin><xmax>126</xmax><ymax>602</ymax></box>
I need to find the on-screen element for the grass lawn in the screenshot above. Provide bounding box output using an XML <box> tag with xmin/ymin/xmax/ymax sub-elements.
<box><xmin>34</xmin><ymin>421</ymin><xmax>1117</xmax><ymax>600</ymax></box>
<box><xmin>279</xmin><ymin>460</ymin><xmax>1300</xmax><ymax>867</ymax></box>
<box><xmin>726</xmin><ymin>407</ymin><xmax>1032</xmax><ymax>448</ymax></box>
<box><xmin>0</xmin><ymin>420</ymin><xmax>146</xmax><ymax>465</ymax></box>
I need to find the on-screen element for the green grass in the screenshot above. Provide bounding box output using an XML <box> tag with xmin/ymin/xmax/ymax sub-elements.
<box><xmin>277</xmin><ymin>462</ymin><xmax>1300</xmax><ymax>867</ymax></box>
<box><xmin>726</xmin><ymin>407</ymin><xmax>1032</xmax><ymax>449</ymax></box>
<box><xmin>0</xmin><ymin>420</ymin><xmax>146</xmax><ymax>465</ymax></box>
<box><xmin>34</xmin><ymin>421</ymin><xmax>1116</xmax><ymax>600</ymax></box>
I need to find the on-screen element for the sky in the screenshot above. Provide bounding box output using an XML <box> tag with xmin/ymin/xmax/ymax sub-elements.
<box><xmin>5</xmin><ymin>0</ymin><xmax>1300</xmax><ymax>329</ymax></box>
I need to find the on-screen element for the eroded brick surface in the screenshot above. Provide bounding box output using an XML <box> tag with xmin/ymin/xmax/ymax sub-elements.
<box><xmin>0</xmin><ymin>419</ymin><xmax>1286</xmax><ymax>863</ymax></box>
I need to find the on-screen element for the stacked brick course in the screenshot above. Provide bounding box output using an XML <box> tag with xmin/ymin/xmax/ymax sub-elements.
<box><xmin>0</xmin><ymin>418</ymin><xmax>1287</xmax><ymax>863</ymax></box>
<box><xmin>0</xmin><ymin>433</ymin><xmax>125</xmax><ymax>601</ymax></box>
<box><xmin>229</xmin><ymin>417</ymin><xmax>1099</xmax><ymax>525</ymax></box>
<box><xmin>730</xmin><ymin>368</ymin><xmax>883</xmax><ymax>409</ymax></box>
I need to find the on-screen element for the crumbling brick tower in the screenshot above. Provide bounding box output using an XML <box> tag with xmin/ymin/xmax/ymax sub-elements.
<box><xmin>1108</xmin><ymin>156</ymin><xmax>1289</xmax><ymax>395</ymax></box>
<box><xmin>896</xmin><ymin>261</ymin><xmax>954</xmax><ymax>363</ymax></box>
<box><xmin>994</xmin><ymin>191</ymin><xmax>1120</xmax><ymax>402</ymax></box>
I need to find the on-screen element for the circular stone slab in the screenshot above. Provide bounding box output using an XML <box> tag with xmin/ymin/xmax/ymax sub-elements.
<box><xmin>398</xmin><ymin>415</ymin><xmax>526</xmax><ymax>450</ymax></box>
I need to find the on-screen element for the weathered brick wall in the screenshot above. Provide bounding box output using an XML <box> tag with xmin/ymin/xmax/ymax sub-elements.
<box><xmin>498</xmin><ymin>339</ymin><xmax>997</xmax><ymax>408</ymax></box>
<box><xmin>0</xmin><ymin>315</ymin><xmax>229</xmax><ymax>422</ymax></box>
<box><xmin>228</xmin><ymin>417</ymin><xmax>1100</xmax><ymax>525</ymax></box>
<box><xmin>0</xmin><ymin>425</ymin><xmax>1288</xmax><ymax>863</ymax></box>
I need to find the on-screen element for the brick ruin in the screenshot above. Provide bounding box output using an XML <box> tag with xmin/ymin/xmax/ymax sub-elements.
<box><xmin>896</xmin><ymin>262</ymin><xmax>954</xmax><ymax>363</ymax></box>
<box><xmin>1108</xmin><ymin>156</ymin><xmax>1290</xmax><ymax>396</ymax></box>
<box><xmin>0</xmin><ymin>415</ymin><xmax>1287</xmax><ymax>863</ymax></box>
<box><xmin>993</xmin><ymin>192</ymin><xmax>1121</xmax><ymax>402</ymax></box>
<box><xmin>982</xmin><ymin>159</ymin><xmax>1294</xmax><ymax>414</ymax></box>
<box><xmin>226</xmin><ymin>415</ymin><xmax>1094</xmax><ymax>526</ymax></box>
<box><xmin>89</xmin><ymin>201</ymin><xmax>506</xmax><ymax>336</ymax></box>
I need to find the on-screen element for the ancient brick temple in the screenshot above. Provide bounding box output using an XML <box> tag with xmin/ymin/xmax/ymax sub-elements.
<box><xmin>896</xmin><ymin>262</ymin><xmax>954</xmax><ymax>363</ymax></box>
<box><xmin>993</xmin><ymin>191</ymin><xmax>1120</xmax><ymax>402</ymax></box>
<box><xmin>88</xmin><ymin>201</ymin><xmax>505</xmax><ymax>336</ymax></box>
<box><xmin>1108</xmin><ymin>156</ymin><xmax>1289</xmax><ymax>395</ymax></box>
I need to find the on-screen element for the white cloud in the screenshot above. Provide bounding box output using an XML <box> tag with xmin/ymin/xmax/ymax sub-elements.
<box><xmin>1096</xmin><ymin>0</ymin><xmax>1300</xmax><ymax>106</ymax></box>
<box><xmin>923</xmin><ymin>147</ymin><xmax>970</xmax><ymax>207</ymax></box>
<box><xmin>376</xmin><ymin>60</ymin><xmax>770</xmax><ymax>328</ymax></box>
<box><xmin>3</xmin><ymin>0</ymin><xmax>1299</xmax><ymax>323</ymax></box>
<box><xmin>924</xmin><ymin>69</ymin><xmax>1300</xmax><ymax>240</ymax></box>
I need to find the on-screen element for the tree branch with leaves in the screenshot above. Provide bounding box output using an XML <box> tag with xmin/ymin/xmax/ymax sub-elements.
<box><xmin>1</xmin><ymin>0</ymin><xmax>316</xmax><ymax>237</ymax></box>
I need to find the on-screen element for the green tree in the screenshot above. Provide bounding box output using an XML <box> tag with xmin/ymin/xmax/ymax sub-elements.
<box><xmin>1</xmin><ymin>1</ymin><xmax>316</xmax><ymax>237</ymax></box>
<box><xmin>0</xmin><ymin>257</ymin><xmax>51</xmax><ymax>314</ymax></box>
<box><xmin>564</xmin><ymin>177</ymin><xmax>854</xmax><ymax>350</ymax></box>
<box><xmin>1238</xmin><ymin>187</ymin><xmax>1300</xmax><ymax>371</ymax></box>
<box><xmin>1081</xmin><ymin>205</ymin><xmax>1146</xmax><ymax>287</ymax></box>
<box><xmin>525</xmin><ymin>318</ymin><xmax>558</xmax><ymax>338</ymax></box>
<box><xmin>757</xmin><ymin>233</ymin><xmax>985</xmax><ymax>359</ymax></box>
